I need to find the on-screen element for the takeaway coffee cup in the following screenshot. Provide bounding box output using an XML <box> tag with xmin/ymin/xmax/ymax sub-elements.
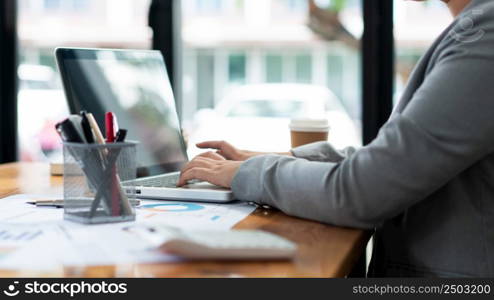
<box><xmin>289</xmin><ymin>119</ymin><xmax>330</xmax><ymax>148</ymax></box>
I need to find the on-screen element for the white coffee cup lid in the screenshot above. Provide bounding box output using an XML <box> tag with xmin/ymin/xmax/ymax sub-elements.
<box><xmin>289</xmin><ymin>119</ymin><xmax>330</xmax><ymax>132</ymax></box>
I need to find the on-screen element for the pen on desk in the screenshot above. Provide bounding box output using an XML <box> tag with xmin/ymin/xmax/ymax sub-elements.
<box><xmin>26</xmin><ymin>200</ymin><xmax>64</xmax><ymax>208</ymax></box>
<box><xmin>27</xmin><ymin>199</ymin><xmax>141</xmax><ymax>208</ymax></box>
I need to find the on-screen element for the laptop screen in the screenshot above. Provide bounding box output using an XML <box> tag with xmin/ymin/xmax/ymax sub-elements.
<box><xmin>56</xmin><ymin>48</ymin><xmax>188</xmax><ymax>177</ymax></box>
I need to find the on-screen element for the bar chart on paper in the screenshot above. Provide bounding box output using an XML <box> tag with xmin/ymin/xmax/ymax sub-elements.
<box><xmin>136</xmin><ymin>200</ymin><xmax>256</xmax><ymax>230</ymax></box>
<box><xmin>0</xmin><ymin>229</ymin><xmax>42</xmax><ymax>242</ymax></box>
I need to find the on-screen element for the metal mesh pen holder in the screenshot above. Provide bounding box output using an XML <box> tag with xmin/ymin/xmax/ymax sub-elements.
<box><xmin>63</xmin><ymin>142</ymin><xmax>138</xmax><ymax>224</ymax></box>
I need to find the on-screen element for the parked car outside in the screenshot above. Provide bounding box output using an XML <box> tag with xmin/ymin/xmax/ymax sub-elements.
<box><xmin>186</xmin><ymin>84</ymin><xmax>361</xmax><ymax>158</ymax></box>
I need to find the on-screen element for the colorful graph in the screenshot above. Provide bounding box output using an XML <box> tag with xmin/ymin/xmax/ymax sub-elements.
<box><xmin>140</xmin><ymin>203</ymin><xmax>205</xmax><ymax>213</ymax></box>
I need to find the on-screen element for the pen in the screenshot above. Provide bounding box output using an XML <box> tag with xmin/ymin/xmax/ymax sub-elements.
<box><xmin>27</xmin><ymin>199</ymin><xmax>141</xmax><ymax>208</ymax></box>
<box><xmin>105</xmin><ymin>112</ymin><xmax>118</xmax><ymax>143</ymax></box>
<box><xmin>86</xmin><ymin>113</ymin><xmax>106</xmax><ymax>145</ymax></box>
<box><xmin>116</xmin><ymin>129</ymin><xmax>128</xmax><ymax>142</ymax></box>
<box><xmin>80</xmin><ymin>111</ymin><xmax>95</xmax><ymax>144</ymax></box>
<box><xmin>115</xmin><ymin>128</ymin><xmax>133</xmax><ymax>216</ymax></box>
<box><xmin>55</xmin><ymin>118</ymin><xmax>85</xmax><ymax>144</ymax></box>
<box><xmin>67</xmin><ymin>115</ymin><xmax>88</xmax><ymax>143</ymax></box>
<box><xmin>105</xmin><ymin>112</ymin><xmax>119</xmax><ymax>215</ymax></box>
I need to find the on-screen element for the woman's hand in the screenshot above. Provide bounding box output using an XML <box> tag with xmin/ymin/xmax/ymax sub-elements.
<box><xmin>177</xmin><ymin>157</ymin><xmax>243</xmax><ymax>188</ymax></box>
<box><xmin>196</xmin><ymin>141</ymin><xmax>292</xmax><ymax>161</ymax></box>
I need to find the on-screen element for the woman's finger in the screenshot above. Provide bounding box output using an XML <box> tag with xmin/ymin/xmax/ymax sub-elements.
<box><xmin>177</xmin><ymin>167</ymin><xmax>211</xmax><ymax>186</ymax></box>
<box><xmin>196</xmin><ymin>141</ymin><xmax>224</xmax><ymax>150</ymax></box>
<box><xmin>180</xmin><ymin>157</ymin><xmax>214</xmax><ymax>175</ymax></box>
<box><xmin>198</xmin><ymin>151</ymin><xmax>226</xmax><ymax>161</ymax></box>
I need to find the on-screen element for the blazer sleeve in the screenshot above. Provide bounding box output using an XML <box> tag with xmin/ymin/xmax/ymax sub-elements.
<box><xmin>290</xmin><ymin>142</ymin><xmax>357</xmax><ymax>163</ymax></box>
<box><xmin>231</xmin><ymin>17</ymin><xmax>494</xmax><ymax>229</ymax></box>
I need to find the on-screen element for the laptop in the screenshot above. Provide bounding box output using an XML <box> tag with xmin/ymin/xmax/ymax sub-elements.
<box><xmin>55</xmin><ymin>48</ymin><xmax>234</xmax><ymax>203</ymax></box>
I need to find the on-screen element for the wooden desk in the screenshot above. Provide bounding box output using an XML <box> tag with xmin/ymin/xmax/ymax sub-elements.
<box><xmin>0</xmin><ymin>163</ymin><xmax>370</xmax><ymax>278</ymax></box>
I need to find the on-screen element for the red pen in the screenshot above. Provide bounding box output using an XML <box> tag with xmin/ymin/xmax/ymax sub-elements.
<box><xmin>105</xmin><ymin>112</ymin><xmax>119</xmax><ymax>143</ymax></box>
<box><xmin>105</xmin><ymin>112</ymin><xmax>121</xmax><ymax>216</ymax></box>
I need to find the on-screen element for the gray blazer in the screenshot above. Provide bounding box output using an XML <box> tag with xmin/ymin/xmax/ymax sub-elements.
<box><xmin>231</xmin><ymin>0</ymin><xmax>494</xmax><ymax>277</ymax></box>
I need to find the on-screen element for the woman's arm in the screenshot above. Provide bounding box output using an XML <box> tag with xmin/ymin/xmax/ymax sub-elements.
<box><xmin>290</xmin><ymin>142</ymin><xmax>357</xmax><ymax>163</ymax></box>
<box><xmin>196</xmin><ymin>140</ymin><xmax>356</xmax><ymax>163</ymax></box>
<box><xmin>179</xmin><ymin>10</ymin><xmax>494</xmax><ymax>229</ymax></box>
<box><xmin>231</xmin><ymin>19</ymin><xmax>494</xmax><ymax>229</ymax></box>
<box><xmin>195</xmin><ymin>141</ymin><xmax>292</xmax><ymax>161</ymax></box>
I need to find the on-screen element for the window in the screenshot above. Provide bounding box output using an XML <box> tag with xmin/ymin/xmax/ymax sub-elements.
<box><xmin>43</xmin><ymin>0</ymin><xmax>90</xmax><ymax>12</ymax></box>
<box><xmin>265</xmin><ymin>52</ymin><xmax>312</xmax><ymax>84</ymax></box>
<box><xmin>194</xmin><ymin>0</ymin><xmax>223</xmax><ymax>14</ymax></box>
<box><xmin>44</xmin><ymin>0</ymin><xmax>61</xmax><ymax>10</ymax></box>
<box><xmin>182</xmin><ymin>0</ymin><xmax>363</xmax><ymax>154</ymax></box>
<box><xmin>266</xmin><ymin>54</ymin><xmax>283</xmax><ymax>83</ymax></box>
<box><xmin>327</xmin><ymin>55</ymin><xmax>343</xmax><ymax>102</ymax></box>
<box><xmin>228</xmin><ymin>52</ymin><xmax>247</xmax><ymax>84</ymax></box>
<box><xmin>17</xmin><ymin>0</ymin><xmax>151</xmax><ymax>162</ymax></box>
<box><xmin>295</xmin><ymin>53</ymin><xmax>312</xmax><ymax>83</ymax></box>
<box><xmin>286</xmin><ymin>0</ymin><xmax>308</xmax><ymax>13</ymax></box>
<box><xmin>196</xmin><ymin>50</ymin><xmax>216</xmax><ymax>109</ymax></box>
<box><xmin>72</xmin><ymin>0</ymin><xmax>89</xmax><ymax>10</ymax></box>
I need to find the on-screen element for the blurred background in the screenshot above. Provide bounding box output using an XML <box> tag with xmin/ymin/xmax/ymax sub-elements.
<box><xmin>16</xmin><ymin>0</ymin><xmax>451</xmax><ymax>162</ymax></box>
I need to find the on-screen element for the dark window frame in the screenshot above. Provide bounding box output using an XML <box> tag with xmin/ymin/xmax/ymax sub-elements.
<box><xmin>149</xmin><ymin>0</ymin><xmax>183</xmax><ymax>120</ymax></box>
<box><xmin>362</xmin><ymin>0</ymin><xmax>395</xmax><ymax>145</ymax></box>
<box><xmin>0</xmin><ymin>0</ymin><xmax>18</xmax><ymax>163</ymax></box>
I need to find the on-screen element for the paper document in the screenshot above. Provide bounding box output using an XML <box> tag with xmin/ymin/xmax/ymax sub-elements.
<box><xmin>0</xmin><ymin>194</ymin><xmax>256</xmax><ymax>271</ymax></box>
<box><xmin>0</xmin><ymin>195</ymin><xmax>256</xmax><ymax>229</ymax></box>
<box><xmin>0</xmin><ymin>223</ymin><xmax>64</xmax><ymax>271</ymax></box>
<box><xmin>0</xmin><ymin>194</ymin><xmax>63</xmax><ymax>224</ymax></box>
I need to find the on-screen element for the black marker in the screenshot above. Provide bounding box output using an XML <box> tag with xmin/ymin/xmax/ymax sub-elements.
<box><xmin>55</xmin><ymin>118</ymin><xmax>85</xmax><ymax>143</ymax></box>
<box><xmin>116</xmin><ymin>129</ymin><xmax>128</xmax><ymax>142</ymax></box>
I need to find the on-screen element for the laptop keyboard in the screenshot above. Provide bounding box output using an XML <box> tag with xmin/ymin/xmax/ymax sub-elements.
<box><xmin>135</xmin><ymin>174</ymin><xmax>180</xmax><ymax>188</ymax></box>
<box><xmin>134</xmin><ymin>174</ymin><xmax>203</xmax><ymax>188</ymax></box>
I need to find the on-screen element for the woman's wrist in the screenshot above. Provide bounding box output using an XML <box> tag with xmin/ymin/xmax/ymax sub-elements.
<box><xmin>237</xmin><ymin>150</ymin><xmax>292</xmax><ymax>161</ymax></box>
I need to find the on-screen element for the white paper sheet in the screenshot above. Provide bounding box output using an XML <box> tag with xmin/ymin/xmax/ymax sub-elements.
<box><xmin>0</xmin><ymin>223</ymin><xmax>64</xmax><ymax>271</ymax></box>
<box><xmin>0</xmin><ymin>194</ymin><xmax>256</xmax><ymax>271</ymax></box>
<box><xmin>0</xmin><ymin>194</ymin><xmax>64</xmax><ymax>224</ymax></box>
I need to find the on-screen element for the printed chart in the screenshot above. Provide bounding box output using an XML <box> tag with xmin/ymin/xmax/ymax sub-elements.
<box><xmin>140</xmin><ymin>203</ymin><xmax>205</xmax><ymax>213</ymax></box>
<box><xmin>136</xmin><ymin>200</ymin><xmax>256</xmax><ymax>230</ymax></box>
